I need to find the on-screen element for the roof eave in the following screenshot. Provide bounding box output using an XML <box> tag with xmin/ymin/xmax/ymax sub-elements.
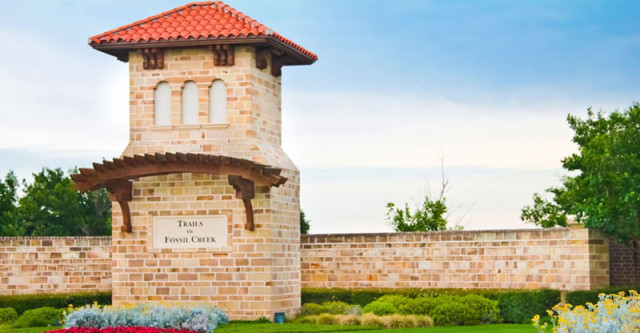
<box><xmin>264</xmin><ymin>36</ymin><xmax>316</xmax><ymax>65</ymax></box>
<box><xmin>90</xmin><ymin>36</ymin><xmax>316</xmax><ymax>65</ymax></box>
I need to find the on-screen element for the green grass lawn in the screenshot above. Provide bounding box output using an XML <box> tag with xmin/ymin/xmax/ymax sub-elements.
<box><xmin>341</xmin><ymin>324</ymin><xmax>538</xmax><ymax>333</ymax></box>
<box><xmin>216</xmin><ymin>323</ymin><xmax>378</xmax><ymax>332</ymax></box>
<box><xmin>0</xmin><ymin>327</ymin><xmax>61</xmax><ymax>333</ymax></box>
<box><xmin>0</xmin><ymin>324</ymin><xmax>540</xmax><ymax>333</ymax></box>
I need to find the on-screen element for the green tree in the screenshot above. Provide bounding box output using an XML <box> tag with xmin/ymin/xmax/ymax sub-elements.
<box><xmin>300</xmin><ymin>209</ymin><xmax>310</xmax><ymax>235</ymax></box>
<box><xmin>386</xmin><ymin>167</ymin><xmax>455</xmax><ymax>232</ymax></box>
<box><xmin>0</xmin><ymin>171</ymin><xmax>20</xmax><ymax>235</ymax></box>
<box><xmin>386</xmin><ymin>193</ymin><xmax>448</xmax><ymax>232</ymax></box>
<box><xmin>0</xmin><ymin>168</ymin><xmax>111</xmax><ymax>236</ymax></box>
<box><xmin>521</xmin><ymin>103</ymin><xmax>640</xmax><ymax>244</ymax></box>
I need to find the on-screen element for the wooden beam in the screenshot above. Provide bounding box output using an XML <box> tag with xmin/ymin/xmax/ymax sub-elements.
<box><xmin>139</xmin><ymin>48</ymin><xmax>164</xmax><ymax>70</ymax></box>
<box><xmin>210</xmin><ymin>44</ymin><xmax>235</xmax><ymax>66</ymax></box>
<box><xmin>105</xmin><ymin>180</ymin><xmax>133</xmax><ymax>233</ymax></box>
<box><xmin>71</xmin><ymin>153</ymin><xmax>288</xmax><ymax>230</ymax></box>
<box><xmin>256</xmin><ymin>48</ymin><xmax>271</xmax><ymax>70</ymax></box>
<box><xmin>228</xmin><ymin>175</ymin><xmax>256</xmax><ymax>231</ymax></box>
<box><xmin>271</xmin><ymin>54</ymin><xmax>284</xmax><ymax>77</ymax></box>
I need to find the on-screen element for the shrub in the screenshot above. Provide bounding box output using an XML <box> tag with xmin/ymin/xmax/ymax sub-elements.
<box><xmin>374</xmin><ymin>295</ymin><xmax>410</xmax><ymax>309</ymax></box>
<box><xmin>296</xmin><ymin>313</ymin><xmax>432</xmax><ymax>328</ymax></box>
<box><xmin>413</xmin><ymin>315</ymin><xmax>434</xmax><ymax>327</ymax></box>
<box><xmin>294</xmin><ymin>316</ymin><xmax>317</xmax><ymax>324</ymax></box>
<box><xmin>399</xmin><ymin>314</ymin><xmax>418</xmax><ymax>328</ymax></box>
<box><xmin>241</xmin><ymin>316</ymin><xmax>272</xmax><ymax>324</ymax></box>
<box><xmin>0</xmin><ymin>307</ymin><xmax>18</xmax><ymax>324</ymax></box>
<box><xmin>395</xmin><ymin>294</ymin><xmax>499</xmax><ymax>325</ymax></box>
<box><xmin>64</xmin><ymin>304</ymin><xmax>228</xmax><ymax>333</ymax></box>
<box><xmin>351</xmin><ymin>291</ymin><xmax>386</xmax><ymax>307</ymax></box>
<box><xmin>360</xmin><ymin>313</ymin><xmax>384</xmax><ymax>328</ymax></box>
<box><xmin>298</xmin><ymin>303</ymin><xmax>324</xmax><ymax>317</ymax></box>
<box><xmin>302</xmin><ymin>288</ymin><xmax>560</xmax><ymax>323</ymax></box>
<box><xmin>337</xmin><ymin>314</ymin><xmax>360</xmax><ymax>325</ymax></box>
<box><xmin>429</xmin><ymin>302</ymin><xmax>477</xmax><ymax>326</ymax></box>
<box><xmin>12</xmin><ymin>307</ymin><xmax>64</xmax><ymax>328</ymax></box>
<box><xmin>301</xmin><ymin>289</ymin><xmax>352</xmax><ymax>305</ymax></box>
<box><xmin>297</xmin><ymin>301</ymin><xmax>360</xmax><ymax>318</ymax></box>
<box><xmin>0</xmin><ymin>292</ymin><xmax>112</xmax><ymax>315</ymax></box>
<box><xmin>316</xmin><ymin>314</ymin><xmax>339</xmax><ymax>325</ymax></box>
<box><xmin>491</xmin><ymin>289</ymin><xmax>560</xmax><ymax>324</ymax></box>
<box><xmin>565</xmin><ymin>287</ymin><xmax>639</xmax><ymax>306</ymax></box>
<box><xmin>320</xmin><ymin>301</ymin><xmax>356</xmax><ymax>315</ymax></box>
<box><xmin>361</xmin><ymin>301</ymin><xmax>397</xmax><ymax>316</ymax></box>
<box><xmin>401</xmin><ymin>296</ymin><xmax>438</xmax><ymax>315</ymax></box>
<box><xmin>383</xmin><ymin>314</ymin><xmax>415</xmax><ymax>328</ymax></box>
<box><xmin>48</xmin><ymin>328</ymin><xmax>199</xmax><ymax>333</ymax></box>
<box><xmin>459</xmin><ymin>294</ymin><xmax>501</xmax><ymax>324</ymax></box>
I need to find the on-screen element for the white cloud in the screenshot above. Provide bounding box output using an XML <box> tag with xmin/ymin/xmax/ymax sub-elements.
<box><xmin>282</xmin><ymin>91</ymin><xmax>578</xmax><ymax>170</ymax></box>
<box><xmin>300</xmin><ymin>167</ymin><xmax>565</xmax><ymax>234</ymax></box>
<box><xmin>0</xmin><ymin>28</ymin><xmax>128</xmax><ymax>159</ymax></box>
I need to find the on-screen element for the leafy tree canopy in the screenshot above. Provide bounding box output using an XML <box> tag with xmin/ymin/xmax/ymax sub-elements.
<box><xmin>0</xmin><ymin>171</ymin><xmax>19</xmax><ymax>233</ymax></box>
<box><xmin>0</xmin><ymin>168</ymin><xmax>111</xmax><ymax>236</ymax></box>
<box><xmin>386</xmin><ymin>168</ymin><xmax>466</xmax><ymax>232</ymax></box>
<box><xmin>300</xmin><ymin>209</ymin><xmax>310</xmax><ymax>235</ymax></box>
<box><xmin>521</xmin><ymin>103</ymin><xmax>640</xmax><ymax>244</ymax></box>
<box><xmin>386</xmin><ymin>197</ymin><xmax>448</xmax><ymax>232</ymax></box>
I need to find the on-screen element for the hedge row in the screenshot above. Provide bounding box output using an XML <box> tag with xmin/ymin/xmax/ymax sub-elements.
<box><xmin>2</xmin><ymin>287</ymin><xmax>638</xmax><ymax>323</ymax></box>
<box><xmin>302</xmin><ymin>287</ymin><xmax>640</xmax><ymax>323</ymax></box>
<box><xmin>565</xmin><ymin>286</ymin><xmax>640</xmax><ymax>306</ymax></box>
<box><xmin>0</xmin><ymin>292</ymin><xmax>111</xmax><ymax>314</ymax></box>
<box><xmin>302</xmin><ymin>288</ymin><xmax>559</xmax><ymax>323</ymax></box>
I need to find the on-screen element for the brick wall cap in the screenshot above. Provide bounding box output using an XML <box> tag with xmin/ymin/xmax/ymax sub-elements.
<box><xmin>302</xmin><ymin>227</ymin><xmax>570</xmax><ymax>238</ymax></box>
<box><xmin>0</xmin><ymin>236</ymin><xmax>112</xmax><ymax>240</ymax></box>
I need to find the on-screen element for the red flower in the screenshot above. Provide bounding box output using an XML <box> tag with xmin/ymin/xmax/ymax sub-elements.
<box><xmin>46</xmin><ymin>327</ymin><xmax>199</xmax><ymax>333</ymax></box>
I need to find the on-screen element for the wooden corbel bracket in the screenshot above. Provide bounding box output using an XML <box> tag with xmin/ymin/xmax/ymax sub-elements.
<box><xmin>271</xmin><ymin>54</ymin><xmax>284</xmax><ymax>77</ymax></box>
<box><xmin>210</xmin><ymin>44</ymin><xmax>235</xmax><ymax>66</ymax></box>
<box><xmin>255</xmin><ymin>48</ymin><xmax>284</xmax><ymax>77</ymax></box>
<box><xmin>139</xmin><ymin>48</ymin><xmax>164</xmax><ymax>69</ymax></box>
<box><xmin>255</xmin><ymin>48</ymin><xmax>271</xmax><ymax>70</ymax></box>
<box><xmin>105</xmin><ymin>180</ymin><xmax>133</xmax><ymax>233</ymax></box>
<box><xmin>228</xmin><ymin>175</ymin><xmax>256</xmax><ymax>231</ymax></box>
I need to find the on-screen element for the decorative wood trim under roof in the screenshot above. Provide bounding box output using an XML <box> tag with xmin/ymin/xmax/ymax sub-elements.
<box><xmin>72</xmin><ymin>153</ymin><xmax>286</xmax><ymax>192</ymax></box>
<box><xmin>71</xmin><ymin>153</ymin><xmax>287</xmax><ymax>233</ymax></box>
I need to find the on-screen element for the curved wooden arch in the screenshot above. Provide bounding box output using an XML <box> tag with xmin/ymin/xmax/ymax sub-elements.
<box><xmin>71</xmin><ymin>152</ymin><xmax>286</xmax><ymax>192</ymax></box>
<box><xmin>71</xmin><ymin>153</ymin><xmax>287</xmax><ymax>233</ymax></box>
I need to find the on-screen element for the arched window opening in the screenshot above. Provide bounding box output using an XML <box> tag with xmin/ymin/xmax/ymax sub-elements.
<box><xmin>182</xmin><ymin>81</ymin><xmax>199</xmax><ymax>125</ymax></box>
<box><xmin>209</xmin><ymin>79</ymin><xmax>227</xmax><ymax>124</ymax></box>
<box><xmin>154</xmin><ymin>82</ymin><xmax>171</xmax><ymax>126</ymax></box>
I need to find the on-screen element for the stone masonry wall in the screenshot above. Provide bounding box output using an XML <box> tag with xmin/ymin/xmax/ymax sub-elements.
<box><xmin>609</xmin><ymin>241</ymin><xmax>640</xmax><ymax>285</ymax></box>
<box><xmin>124</xmin><ymin>46</ymin><xmax>296</xmax><ymax>170</ymax></box>
<box><xmin>0</xmin><ymin>227</ymin><xmax>619</xmax><ymax>298</ymax></box>
<box><xmin>110</xmin><ymin>172</ymin><xmax>299</xmax><ymax>320</ymax></box>
<box><xmin>0</xmin><ymin>237</ymin><xmax>111</xmax><ymax>295</ymax></box>
<box><xmin>301</xmin><ymin>227</ymin><xmax>610</xmax><ymax>290</ymax></box>
<box><xmin>112</xmin><ymin>46</ymin><xmax>301</xmax><ymax>320</ymax></box>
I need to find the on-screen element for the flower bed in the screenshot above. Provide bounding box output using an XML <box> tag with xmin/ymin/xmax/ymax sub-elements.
<box><xmin>48</xmin><ymin>328</ymin><xmax>197</xmax><ymax>333</ymax></box>
<box><xmin>533</xmin><ymin>290</ymin><xmax>640</xmax><ymax>333</ymax></box>
<box><xmin>62</xmin><ymin>304</ymin><xmax>228</xmax><ymax>333</ymax></box>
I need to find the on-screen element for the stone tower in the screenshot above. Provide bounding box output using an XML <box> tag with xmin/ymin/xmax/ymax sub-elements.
<box><xmin>72</xmin><ymin>1</ymin><xmax>316</xmax><ymax>319</ymax></box>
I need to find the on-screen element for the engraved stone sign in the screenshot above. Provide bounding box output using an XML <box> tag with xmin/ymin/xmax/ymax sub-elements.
<box><xmin>153</xmin><ymin>215</ymin><xmax>228</xmax><ymax>249</ymax></box>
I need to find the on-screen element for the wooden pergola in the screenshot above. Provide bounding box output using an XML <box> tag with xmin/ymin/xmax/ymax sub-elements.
<box><xmin>71</xmin><ymin>153</ymin><xmax>287</xmax><ymax>233</ymax></box>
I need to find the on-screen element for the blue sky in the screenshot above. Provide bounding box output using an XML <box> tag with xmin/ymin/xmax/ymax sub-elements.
<box><xmin>0</xmin><ymin>0</ymin><xmax>638</xmax><ymax>233</ymax></box>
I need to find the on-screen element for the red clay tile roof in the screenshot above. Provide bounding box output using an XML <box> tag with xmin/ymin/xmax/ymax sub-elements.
<box><xmin>89</xmin><ymin>1</ymin><xmax>317</xmax><ymax>61</ymax></box>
